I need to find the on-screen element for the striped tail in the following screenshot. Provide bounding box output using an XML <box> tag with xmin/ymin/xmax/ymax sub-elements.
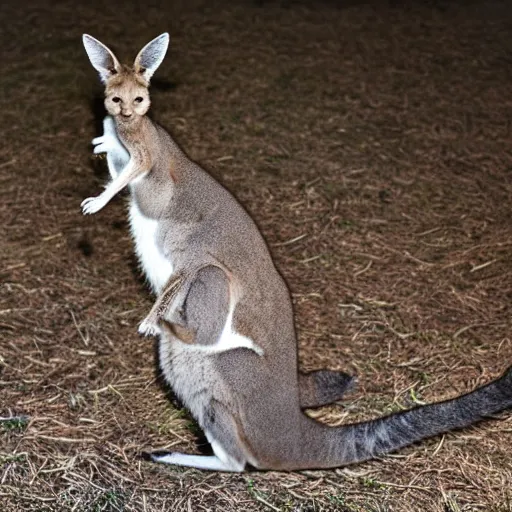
<box><xmin>301</xmin><ymin>366</ymin><xmax>512</xmax><ymax>469</ymax></box>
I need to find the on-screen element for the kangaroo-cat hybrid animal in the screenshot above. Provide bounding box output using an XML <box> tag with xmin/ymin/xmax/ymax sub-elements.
<box><xmin>82</xmin><ymin>34</ymin><xmax>512</xmax><ymax>472</ymax></box>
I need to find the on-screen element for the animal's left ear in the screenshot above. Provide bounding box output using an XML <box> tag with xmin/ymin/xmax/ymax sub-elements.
<box><xmin>134</xmin><ymin>33</ymin><xmax>169</xmax><ymax>82</ymax></box>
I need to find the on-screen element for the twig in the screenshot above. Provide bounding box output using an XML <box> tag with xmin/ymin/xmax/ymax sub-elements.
<box><xmin>0</xmin><ymin>415</ymin><xmax>29</xmax><ymax>422</ymax></box>
<box><xmin>0</xmin><ymin>158</ymin><xmax>16</xmax><ymax>169</ymax></box>
<box><xmin>453</xmin><ymin>324</ymin><xmax>484</xmax><ymax>339</ymax></box>
<box><xmin>30</xmin><ymin>435</ymin><xmax>97</xmax><ymax>443</ymax></box>
<box><xmin>354</xmin><ymin>260</ymin><xmax>372</xmax><ymax>277</ymax></box>
<box><xmin>300</xmin><ymin>254</ymin><xmax>323</xmax><ymax>264</ymax></box>
<box><xmin>470</xmin><ymin>259</ymin><xmax>497</xmax><ymax>273</ymax></box>
<box><xmin>69</xmin><ymin>310</ymin><xmax>89</xmax><ymax>347</ymax></box>
<box><xmin>372</xmin><ymin>479</ymin><xmax>432</xmax><ymax>492</ymax></box>
<box><xmin>272</xmin><ymin>233</ymin><xmax>308</xmax><ymax>247</ymax></box>
<box><xmin>251</xmin><ymin>493</ymin><xmax>280</xmax><ymax>511</ymax></box>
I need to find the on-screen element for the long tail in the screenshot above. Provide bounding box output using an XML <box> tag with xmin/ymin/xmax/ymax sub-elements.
<box><xmin>300</xmin><ymin>366</ymin><xmax>512</xmax><ymax>469</ymax></box>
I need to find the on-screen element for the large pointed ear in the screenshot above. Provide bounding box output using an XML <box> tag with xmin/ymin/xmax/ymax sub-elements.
<box><xmin>133</xmin><ymin>33</ymin><xmax>169</xmax><ymax>82</ymax></box>
<box><xmin>82</xmin><ymin>34</ymin><xmax>122</xmax><ymax>84</ymax></box>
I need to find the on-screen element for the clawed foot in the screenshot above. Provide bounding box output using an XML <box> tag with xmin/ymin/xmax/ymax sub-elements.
<box><xmin>138</xmin><ymin>316</ymin><xmax>160</xmax><ymax>337</ymax></box>
<box><xmin>81</xmin><ymin>195</ymin><xmax>109</xmax><ymax>215</ymax></box>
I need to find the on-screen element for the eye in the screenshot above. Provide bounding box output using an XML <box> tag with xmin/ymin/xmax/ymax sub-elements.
<box><xmin>134</xmin><ymin>97</ymin><xmax>144</xmax><ymax>103</ymax></box>
<box><xmin>112</xmin><ymin>97</ymin><xmax>121</xmax><ymax>103</ymax></box>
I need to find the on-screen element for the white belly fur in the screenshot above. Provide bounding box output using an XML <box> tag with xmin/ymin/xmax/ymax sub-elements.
<box><xmin>129</xmin><ymin>201</ymin><xmax>173</xmax><ymax>294</ymax></box>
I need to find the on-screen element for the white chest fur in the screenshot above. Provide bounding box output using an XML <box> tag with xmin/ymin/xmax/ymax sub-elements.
<box><xmin>129</xmin><ymin>201</ymin><xmax>174</xmax><ymax>294</ymax></box>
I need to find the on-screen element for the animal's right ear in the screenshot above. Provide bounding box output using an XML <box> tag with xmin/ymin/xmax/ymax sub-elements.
<box><xmin>133</xmin><ymin>33</ymin><xmax>170</xmax><ymax>82</ymax></box>
<box><xmin>82</xmin><ymin>34</ymin><xmax>122</xmax><ymax>84</ymax></box>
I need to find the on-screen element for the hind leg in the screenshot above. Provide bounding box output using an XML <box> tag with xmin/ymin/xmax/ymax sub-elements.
<box><xmin>299</xmin><ymin>370</ymin><xmax>355</xmax><ymax>409</ymax></box>
<box><xmin>151</xmin><ymin>452</ymin><xmax>242</xmax><ymax>472</ymax></box>
<box><xmin>151</xmin><ymin>400</ymin><xmax>250</xmax><ymax>472</ymax></box>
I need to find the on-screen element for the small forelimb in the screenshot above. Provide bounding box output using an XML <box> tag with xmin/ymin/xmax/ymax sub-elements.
<box><xmin>138</xmin><ymin>273</ymin><xmax>186</xmax><ymax>337</ymax></box>
<box><xmin>81</xmin><ymin>158</ymin><xmax>149</xmax><ymax>214</ymax></box>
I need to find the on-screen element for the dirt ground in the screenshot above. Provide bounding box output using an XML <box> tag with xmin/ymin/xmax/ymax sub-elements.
<box><xmin>1</xmin><ymin>0</ymin><xmax>511</xmax><ymax>510</ymax></box>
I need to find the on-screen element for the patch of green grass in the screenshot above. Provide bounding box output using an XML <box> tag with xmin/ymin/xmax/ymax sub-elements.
<box><xmin>91</xmin><ymin>489</ymin><xmax>126</xmax><ymax>512</ymax></box>
<box><xmin>409</xmin><ymin>386</ymin><xmax>426</xmax><ymax>406</ymax></box>
<box><xmin>0</xmin><ymin>452</ymin><xmax>27</xmax><ymax>466</ymax></box>
<box><xmin>384</xmin><ymin>401</ymin><xmax>406</xmax><ymax>414</ymax></box>
<box><xmin>147</xmin><ymin>405</ymin><xmax>192</xmax><ymax>437</ymax></box>
<box><xmin>328</xmin><ymin>492</ymin><xmax>349</xmax><ymax>508</ymax></box>
<box><xmin>0</xmin><ymin>416</ymin><xmax>29</xmax><ymax>432</ymax></box>
<box><xmin>58</xmin><ymin>488</ymin><xmax>127</xmax><ymax>512</ymax></box>
<box><xmin>246</xmin><ymin>478</ymin><xmax>278</xmax><ymax>509</ymax></box>
<box><xmin>361</xmin><ymin>477</ymin><xmax>386</xmax><ymax>491</ymax></box>
<box><xmin>416</xmin><ymin>371</ymin><xmax>430</xmax><ymax>386</ymax></box>
<box><xmin>327</xmin><ymin>492</ymin><xmax>389</xmax><ymax>512</ymax></box>
<box><xmin>337</xmin><ymin>218</ymin><xmax>356</xmax><ymax>230</ymax></box>
<box><xmin>246</xmin><ymin>477</ymin><xmax>256</xmax><ymax>494</ymax></box>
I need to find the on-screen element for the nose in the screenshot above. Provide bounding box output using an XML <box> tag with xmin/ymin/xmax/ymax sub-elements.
<box><xmin>121</xmin><ymin>109</ymin><xmax>133</xmax><ymax>118</ymax></box>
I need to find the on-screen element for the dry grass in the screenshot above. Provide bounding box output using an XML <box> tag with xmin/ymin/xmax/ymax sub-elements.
<box><xmin>1</xmin><ymin>0</ymin><xmax>512</xmax><ymax>510</ymax></box>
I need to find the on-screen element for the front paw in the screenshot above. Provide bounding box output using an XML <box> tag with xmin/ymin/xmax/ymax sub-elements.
<box><xmin>81</xmin><ymin>196</ymin><xmax>108</xmax><ymax>215</ymax></box>
<box><xmin>92</xmin><ymin>117</ymin><xmax>118</xmax><ymax>150</ymax></box>
<box><xmin>92</xmin><ymin>134</ymin><xmax>115</xmax><ymax>154</ymax></box>
<box><xmin>138</xmin><ymin>317</ymin><xmax>161</xmax><ymax>337</ymax></box>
